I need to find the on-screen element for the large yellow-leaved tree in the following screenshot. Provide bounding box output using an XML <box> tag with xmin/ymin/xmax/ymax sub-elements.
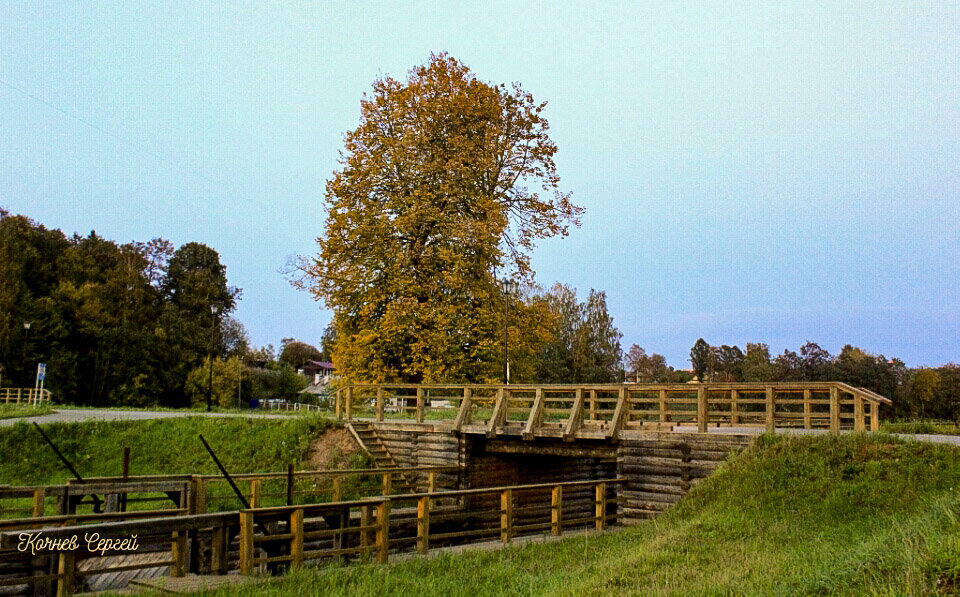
<box><xmin>303</xmin><ymin>53</ymin><xmax>581</xmax><ymax>383</ymax></box>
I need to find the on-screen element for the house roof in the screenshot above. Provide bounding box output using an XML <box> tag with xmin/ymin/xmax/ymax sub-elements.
<box><xmin>303</xmin><ymin>360</ymin><xmax>335</xmax><ymax>370</ymax></box>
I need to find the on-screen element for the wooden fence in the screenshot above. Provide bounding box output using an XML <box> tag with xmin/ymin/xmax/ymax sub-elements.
<box><xmin>334</xmin><ymin>382</ymin><xmax>892</xmax><ymax>435</ymax></box>
<box><xmin>0</xmin><ymin>388</ymin><xmax>50</xmax><ymax>405</ymax></box>
<box><xmin>0</xmin><ymin>466</ymin><xmax>459</xmax><ymax>522</ymax></box>
<box><xmin>0</xmin><ymin>478</ymin><xmax>620</xmax><ymax>596</ymax></box>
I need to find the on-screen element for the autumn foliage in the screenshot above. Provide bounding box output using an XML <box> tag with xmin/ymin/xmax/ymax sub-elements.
<box><xmin>304</xmin><ymin>54</ymin><xmax>582</xmax><ymax>383</ymax></box>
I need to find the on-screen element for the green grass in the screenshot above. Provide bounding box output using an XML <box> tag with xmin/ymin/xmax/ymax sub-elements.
<box><xmin>0</xmin><ymin>413</ymin><xmax>337</xmax><ymax>485</ymax></box>
<box><xmin>0</xmin><ymin>403</ymin><xmax>54</xmax><ymax>420</ymax></box>
<box><xmin>187</xmin><ymin>434</ymin><xmax>960</xmax><ymax>596</ymax></box>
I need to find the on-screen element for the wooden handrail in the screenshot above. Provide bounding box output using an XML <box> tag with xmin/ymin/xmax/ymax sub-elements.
<box><xmin>335</xmin><ymin>382</ymin><xmax>892</xmax><ymax>437</ymax></box>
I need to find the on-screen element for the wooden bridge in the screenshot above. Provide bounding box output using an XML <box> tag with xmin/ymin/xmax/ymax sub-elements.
<box><xmin>333</xmin><ymin>381</ymin><xmax>892</xmax><ymax>437</ymax></box>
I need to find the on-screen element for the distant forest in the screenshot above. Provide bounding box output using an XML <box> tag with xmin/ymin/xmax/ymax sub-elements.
<box><xmin>2</xmin><ymin>208</ymin><xmax>956</xmax><ymax>420</ymax></box>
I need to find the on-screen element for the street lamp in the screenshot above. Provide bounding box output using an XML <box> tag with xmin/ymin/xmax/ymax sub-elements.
<box><xmin>207</xmin><ymin>305</ymin><xmax>220</xmax><ymax>412</ymax></box>
<box><xmin>22</xmin><ymin>322</ymin><xmax>31</xmax><ymax>384</ymax></box>
<box><xmin>501</xmin><ymin>279</ymin><xmax>518</xmax><ymax>384</ymax></box>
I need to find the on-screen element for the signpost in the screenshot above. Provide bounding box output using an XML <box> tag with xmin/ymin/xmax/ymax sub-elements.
<box><xmin>34</xmin><ymin>363</ymin><xmax>46</xmax><ymax>407</ymax></box>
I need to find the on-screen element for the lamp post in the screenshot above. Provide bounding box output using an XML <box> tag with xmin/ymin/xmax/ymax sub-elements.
<box><xmin>22</xmin><ymin>322</ymin><xmax>31</xmax><ymax>385</ymax></box>
<box><xmin>501</xmin><ymin>279</ymin><xmax>518</xmax><ymax>384</ymax></box>
<box><xmin>207</xmin><ymin>304</ymin><xmax>220</xmax><ymax>412</ymax></box>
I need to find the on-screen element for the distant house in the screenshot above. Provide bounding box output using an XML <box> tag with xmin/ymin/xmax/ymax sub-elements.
<box><xmin>298</xmin><ymin>361</ymin><xmax>336</xmax><ymax>401</ymax></box>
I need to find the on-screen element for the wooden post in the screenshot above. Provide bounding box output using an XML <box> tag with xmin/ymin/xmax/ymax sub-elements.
<box><xmin>523</xmin><ymin>388</ymin><xmax>545</xmax><ymax>440</ymax></box>
<box><xmin>500</xmin><ymin>489</ymin><xmax>513</xmax><ymax>543</ymax></box>
<box><xmin>171</xmin><ymin>531</ymin><xmax>187</xmax><ymax>577</ymax></box>
<box><xmin>453</xmin><ymin>387</ymin><xmax>473</xmax><ymax>431</ymax></box>
<box><xmin>697</xmin><ymin>385</ymin><xmax>708</xmax><ymax>433</ymax></box>
<box><xmin>290</xmin><ymin>508</ymin><xmax>304</xmax><ymax>569</ymax></box>
<box><xmin>730</xmin><ymin>389</ymin><xmax>739</xmax><ymax>426</ymax></box>
<box><xmin>803</xmin><ymin>389</ymin><xmax>812</xmax><ymax>429</ymax></box>
<box><xmin>345</xmin><ymin>387</ymin><xmax>353</xmax><ymax>420</ymax></box>
<box><xmin>870</xmin><ymin>401</ymin><xmax>880</xmax><ymax>431</ymax></box>
<box><xmin>595</xmin><ymin>482</ymin><xmax>607</xmax><ymax>531</ymax></box>
<box><xmin>417</xmin><ymin>496</ymin><xmax>431</xmax><ymax>554</ymax></box>
<box><xmin>239</xmin><ymin>510</ymin><xmax>254</xmax><ymax>575</ymax></box>
<box><xmin>376</xmin><ymin>501</ymin><xmax>390</xmax><ymax>564</ymax></box>
<box><xmin>487</xmin><ymin>388</ymin><xmax>507</xmax><ymax>438</ymax></box>
<box><xmin>382</xmin><ymin>473</ymin><xmax>392</xmax><ymax>496</ymax></box>
<box><xmin>335</xmin><ymin>389</ymin><xmax>342</xmax><ymax>419</ymax></box>
<box><xmin>376</xmin><ymin>386</ymin><xmax>384</xmax><ymax>421</ymax></box>
<box><xmin>361</xmin><ymin>504</ymin><xmax>373</xmax><ymax>553</ymax></box>
<box><xmin>829</xmin><ymin>386</ymin><xmax>840</xmax><ymax>433</ymax></box>
<box><xmin>607</xmin><ymin>387</ymin><xmax>628</xmax><ymax>438</ymax></box>
<box><xmin>211</xmin><ymin>525</ymin><xmax>227</xmax><ymax>575</ymax></box>
<box><xmin>854</xmin><ymin>394</ymin><xmax>865</xmax><ymax>432</ymax></box>
<box><xmin>416</xmin><ymin>387</ymin><xmax>425</xmax><ymax>423</ymax></box>
<box><xmin>765</xmin><ymin>387</ymin><xmax>775</xmax><ymax>433</ymax></box>
<box><xmin>194</xmin><ymin>477</ymin><xmax>208</xmax><ymax>514</ymax></box>
<box><xmin>332</xmin><ymin>475</ymin><xmax>343</xmax><ymax>501</ymax></box>
<box><xmin>250</xmin><ymin>479</ymin><xmax>261</xmax><ymax>509</ymax></box>
<box><xmin>32</xmin><ymin>487</ymin><xmax>44</xmax><ymax>517</ymax></box>
<box><xmin>588</xmin><ymin>390</ymin><xmax>597</xmax><ymax>421</ymax></box>
<box><xmin>428</xmin><ymin>471</ymin><xmax>437</xmax><ymax>493</ymax></box>
<box><xmin>57</xmin><ymin>551</ymin><xmax>75</xmax><ymax>597</ymax></box>
<box><xmin>551</xmin><ymin>485</ymin><xmax>563</xmax><ymax>536</ymax></box>
<box><xmin>659</xmin><ymin>389</ymin><xmax>669</xmax><ymax>425</ymax></box>
<box><xmin>563</xmin><ymin>388</ymin><xmax>584</xmax><ymax>441</ymax></box>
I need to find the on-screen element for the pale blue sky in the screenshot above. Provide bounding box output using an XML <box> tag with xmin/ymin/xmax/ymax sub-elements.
<box><xmin>2</xmin><ymin>2</ymin><xmax>958</xmax><ymax>367</ymax></box>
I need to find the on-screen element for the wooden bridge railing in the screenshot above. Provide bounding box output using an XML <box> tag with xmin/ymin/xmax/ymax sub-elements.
<box><xmin>0</xmin><ymin>478</ymin><xmax>620</xmax><ymax>595</ymax></box>
<box><xmin>0</xmin><ymin>387</ymin><xmax>51</xmax><ymax>405</ymax></box>
<box><xmin>0</xmin><ymin>466</ymin><xmax>459</xmax><ymax>522</ymax></box>
<box><xmin>335</xmin><ymin>382</ymin><xmax>892</xmax><ymax>436</ymax></box>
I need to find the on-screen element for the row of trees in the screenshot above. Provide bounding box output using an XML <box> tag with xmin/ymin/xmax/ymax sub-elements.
<box><xmin>0</xmin><ymin>209</ymin><xmax>242</xmax><ymax>406</ymax></box>
<box><xmin>624</xmin><ymin>339</ymin><xmax>959</xmax><ymax>422</ymax></box>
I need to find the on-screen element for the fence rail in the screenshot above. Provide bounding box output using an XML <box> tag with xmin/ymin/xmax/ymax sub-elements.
<box><xmin>0</xmin><ymin>478</ymin><xmax>621</xmax><ymax>596</ymax></box>
<box><xmin>0</xmin><ymin>388</ymin><xmax>51</xmax><ymax>405</ymax></box>
<box><xmin>334</xmin><ymin>382</ymin><xmax>891</xmax><ymax>436</ymax></box>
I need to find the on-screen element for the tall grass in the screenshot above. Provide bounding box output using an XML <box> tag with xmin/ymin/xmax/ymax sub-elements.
<box><xmin>189</xmin><ymin>434</ymin><xmax>960</xmax><ymax>596</ymax></box>
<box><xmin>0</xmin><ymin>414</ymin><xmax>336</xmax><ymax>485</ymax></box>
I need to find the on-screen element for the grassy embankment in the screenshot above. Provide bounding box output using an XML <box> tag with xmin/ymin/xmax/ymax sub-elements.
<box><xmin>0</xmin><ymin>403</ymin><xmax>54</xmax><ymax>420</ymax></box>
<box><xmin>0</xmin><ymin>414</ymin><xmax>379</xmax><ymax>512</ymax></box>
<box><xmin>190</xmin><ymin>433</ymin><xmax>960</xmax><ymax>597</ymax></box>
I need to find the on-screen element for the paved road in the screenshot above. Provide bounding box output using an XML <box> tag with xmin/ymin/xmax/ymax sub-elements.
<box><xmin>0</xmin><ymin>408</ymin><xmax>294</xmax><ymax>427</ymax></box>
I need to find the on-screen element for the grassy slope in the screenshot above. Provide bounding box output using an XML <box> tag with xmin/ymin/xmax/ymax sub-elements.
<box><xmin>194</xmin><ymin>434</ymin><xmax>960</xmax><ymax>597</ymax></box>
<box><xmin>0</xmin><ymin>414</ymin><xmax>336</xmax><ymax>485</ymax></box>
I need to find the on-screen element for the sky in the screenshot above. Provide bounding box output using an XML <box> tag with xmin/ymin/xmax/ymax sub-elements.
<box><xmin>2</xmin><ymin>2</ymin><xmax>959</xmax><ymax>368</ymax></box>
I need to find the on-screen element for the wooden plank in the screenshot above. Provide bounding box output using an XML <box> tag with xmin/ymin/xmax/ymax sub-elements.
<box><xmin>239</xmin><ymin>511</ymin><xmax>254</xmax><ymax>575</ymax></box>
<box><xmin>486</xmin><ymin>388</ymin><xmax>507</xmax><ymax>438</ymax></box>
<box><xmin>417</xmin><ymin>496</ymin><xmax>430</xmax><ymax>554</ymax></box>
<box><xmin>730</xmin><ymin>389</ymin><xmax>739</xmax><ymax>425</ymax></box>
<box><xmin>290</xmin><ymin>508</ymin><xmax>304</xmax><ymax>569</ymax></box>
<box><xmin>854</xmin><ymin>394</ymin><xmax>865</xmax><ymax>432</ymax></box>
<box><xmin>376</xmin><ymin>501</ymin><xmax>390</xmax><ymax>564</ymax></box>
<box><xmin>210</xmin><ymin>525</ymin><xmax>227</xmax><ymax>574</ymax></box>
<box><xmin>551</xmin><ymin>485</ymin><xmax>562</xmax><ymax>536</ymax></box>
<box><xmin>452</xmin><ymin>388</ymin><xmax>472</xmax><ymax>431</ymax></box>
<box><xmin>563</xmin><ymin>388</ymin><xmax>584</xmax><ymax>441</ymax></box>
<box><xmin>416</xmin><ymin>387</ymin><xmax>425</xmax><ymax>423</ymax></box>
<box><xmin>376</xmin><ymin>387</ymin><xmax>384</xmax><ymax>422</ymax></box>
<box><xmin>58</xmin><ymin>551</ymin><xmax>75</xmax><ymax>597</ymax></box>
<box><xmin>500</xmin><ymin>489</ymin><xmax>513</xmax><ymax>543</ymax></box>
<box><xmin>608</xmin><ymin>387</ymin><xmax>628</xmax><ymax>438</ymax></box>
<box><xmin>697</xmin><ymin>386</ymin><xmax>707</xmax><ymax>433</ymax></box>
<box><xmin>829</xmin><ymin>386</ymin><xmax>840</xmax><ymax>432</ymax></box>
<box><xmin>171</xmin><ymin>531</ymin><xmax>187</xmax><ymax>577</ymax></box>
<box><xmin>522</xmin><ymin>388</ymin><xmax>545</xmax><ymax>440</ymax></box>
<box><xmin>595</xmin><ymin>482</ymin><xmax>607</xmax><ymax>531</ymax></box>
<box><xmin>765</xmin><ymin>388</ymin><xmax>775</xmax><ymax>432</ymax></box>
